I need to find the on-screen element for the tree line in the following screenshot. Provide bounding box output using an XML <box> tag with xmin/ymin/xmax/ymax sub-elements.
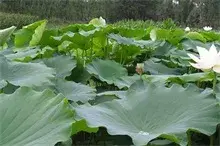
<box><xmin>0</xmin><ymin>0</ymin><xmax>220</xmax><ymax>27</ymax></box>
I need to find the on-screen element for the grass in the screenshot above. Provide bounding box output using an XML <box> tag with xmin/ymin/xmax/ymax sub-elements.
<box><xmin>0</xmin><ymin>12</ymin><xmax>180</xmax><ymax>30</ymax></box>
<box><xmin>0</xmin><ymin>12</ymin><xmax>80</xmax><ymax>29</ymax></box>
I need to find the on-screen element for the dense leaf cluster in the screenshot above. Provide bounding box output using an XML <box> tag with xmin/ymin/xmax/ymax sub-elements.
<box><xmin>0</xmin><ymin>19</ymin><xmax>220</xmax><ymax>146</ymax></box>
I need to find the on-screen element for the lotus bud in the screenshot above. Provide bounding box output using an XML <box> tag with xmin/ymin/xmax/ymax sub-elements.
<box><xmin>203</xmin><ymin>26</ymin><xmax>212</xmax><ymax>31</ymax></box>
<box><xmin>185</xmin><ymin>27</ymin><xmax>190</xmax><ymax>32</ymax></box>
<box><xmin>99</xmin><ymin>16</ymin><xmax>106</xmax><ymax>26</ymax></box>
<box><xmin>136</xmin><ymin>63</ymin><xmax>144</xmax><ymax>75</ymax></box>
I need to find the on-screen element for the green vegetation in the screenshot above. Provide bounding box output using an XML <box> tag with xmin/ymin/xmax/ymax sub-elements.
<box><xmin>0</xmin><ymin>12</ymin><xmax>40</xmax><ymax>29</ymax></box>
<box><xmin>112</xmin><ymin>19</ymin><xmax>178</xmax><ymax>29</ymax></box>
<box><xmin>0</xmin><ymin>12</ymin><xmax>75</xmax><ymax>29</ymax></box>
<box><xmin>0</xmin><ymin>18</ymin><xmax>220</xmax><ymax>146</ymax></box>
<box><xmin>1</xmin><ymin>0</ymin><xmax>220</xmax><ymax>28</ymax></box>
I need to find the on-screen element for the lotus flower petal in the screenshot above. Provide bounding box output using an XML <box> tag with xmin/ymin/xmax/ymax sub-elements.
<box><xmin>213</xmin><ymin>66</ymin><xmax>220</xmax><ymax>73</ymax></box>
<box><xmin>187</xmin><ymin>53</ymin><xmax>200</xmax><ymax>63</ymax></box>
<box><xmin>196</xmin><ymin>46</ymin><xmax>209</xmax><ymax>60</ymax></box>
<box><xmin>99</xmin><ymin>17</ymin><xmax>106</xmax><ymax>26</ymax></box>
<box><xmin>200</xmin><ymin>61</ymin><xmax>215</xmax><ymax>69</ymax></box>
<box><xmin>209</xmin><ymin>44</ymin><xmax>218</xmax><ymax>57</ymax></box>
<box><xmin>216</xmin><ymin>57</ymin><xmax>220</xmax><ymax>66</ymax></box>
<box><xmin>189</xmin><ymin>63</ymin><xmax>201</xmax><ymax>69</ymax></box>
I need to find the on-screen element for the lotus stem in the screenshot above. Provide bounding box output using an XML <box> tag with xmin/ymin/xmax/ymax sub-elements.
<box><xmin>105</xmin><ymin>38</ymin><xmax>109</xmax><ymax>59</ymax></box>
<box><xmin>187</xmin><ymin>131</ymin><xmax>192</xmax><ymax>146</ymax></box>
<box><xmin>140</xmin><ymin>74</ymin><xmax>142</xmax><ymax>80</ymax></box>
<box><xmin>213</xmin><ymin>72</ymin><xmax>217</xmax><ymax>94</ymax></box>
<box><xmin>90</xmin><ymin>38</ymin><xmax>93</xmax><ymax>61</ymax></box>
<box><xmin>212</xmin><ymin>72</ymin><xmax>219</xmax><ymax>146</ymax></box>
<box><xmin>218</xmin><ymin>124</ymin><xmax>220</xmax><ymax>146</ymax></box>
<box><xmin>210</xmin><ymin>135</ymin><xmax>214</xmax><ymax>146</ymax></box>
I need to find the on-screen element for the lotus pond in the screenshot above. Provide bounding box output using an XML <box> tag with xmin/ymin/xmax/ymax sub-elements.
<box><xmin>0</xmin><ymin>18</ymin><xmax>220</xmax><ymax>146</ymax></box>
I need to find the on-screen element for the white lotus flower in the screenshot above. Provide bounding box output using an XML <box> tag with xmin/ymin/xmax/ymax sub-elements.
<box><xmin>99</xmin><ymin>16</ymin><xmax>106</xmax><ymax>26</ymax></box>
<box><xmin>203</xmin><ymin>26</ymin><xmax>212</xmax><ymax>31</ymax></box>
<box><xmin>150</xmin><ymin>29</ymin><xmax>157</xmax><ymax>41</ymax></box>
<box><xmin>89</xmin><ymin>16</ymin><xmax>106</xmax><ymax>27</ymax></box>
<box><xmin>136</xmin><ymin>63</ymin><xmax>144</xmax><ymax>75</ymax></box>
<box><xmin>172</xmin><ymin>0</ymin><xmax>179</xmax><ymax>5</ymax></box>
<box><xmin>187</xmin><ymin>44</ymin><xmax>220</xmax><ymax>73</ymax></box>
<box><xmin>185</xmin><ymin>27</ymin><xmax>190</xmax><ymax>31</ymax></box>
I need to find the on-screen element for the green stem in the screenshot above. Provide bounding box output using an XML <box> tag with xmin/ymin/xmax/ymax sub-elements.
<box><xmin>90</xmin><ymin>38</ymin><xmax>93</xmax><ymax>61</ymax></box>
<box><xmin>76</xmin><ymin>49</ymin><xmax>80</xmax><ymax>65</ymax></box>
<box><xmin>218</xmin><ymin>124</ymin><xmax>220</xmax><ymax>146</ymax></box>
<box><xmin>210</xmin><ymin>135</ymin><xmax>214</xmax><ymax>146</ymax></box>
<box><xmin>140</xmin><ymin>74</ymin><xmax>143</xmax><ymax>80</ymax></box>
<box><xmin>213</xmin><ymin>72</ymin><xmax>217</xmax><ymax>94</ymax></box>
<box><xmin>82</xmin><ymin>50</ymin><xmax>85</xmax><ymax>67</ymax></box>
<box><xmin>187</xmin><ymin>131</ymin><xmax>192</xmax><ymax>146</ymax></box>
<box><xmin>105</xmin><ymin>38</ymin><xmax>109</xmax><ymax>59</ymax></box>
<box><xmin>212</xmin><ymin>72</ymin><xmax>219</xmax><ymax>146</ymax></box>
<box><xmin>120</xmin><ymin>50</ymin><xmax>123</xmax><ymax>64</ymax></box>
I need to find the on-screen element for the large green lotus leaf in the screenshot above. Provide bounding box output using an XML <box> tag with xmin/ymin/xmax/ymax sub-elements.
<box><xmin>33</xmin><ymin>78</ymin><xmax>96</xmax><ymax>103</ymax></box>
<box><xmin>0</xmin><ymin>49</ymin><xmax>13</xmax><ymax>56</ymax></box>
<box><xmin>181</xmin><ymin>39</ymin><xmax>206</xmax><ymax>51</ymax></box>
<box><xmin>185</xmin><ymin>32</ymin><xmax>206</xmax><ymax>43</ymax></box>
<box><xmin>14</xmin><ymin>20</ymin><xmax>47</xmax><ymax>48</ymax></box>
<box><xmin>97</xmin><ymin>91</ymin><xmax>126</xmax><ymax>99</ymax></box>
<box><xmin>67</xmin><ymin>65</ymin><xmax>91</xmax><ymax>84</ymax></box>
<box><xmin>39</xmin><ymin>29</ymin><xmax>59</xmax><ymax>47</ymax></box>
<box><xmin>144</xmin><ymin>59</ymin><xmax>182</xmax><ymax>75</ymax></box>
<box><xmin>75</xmin><ymin>80</ymin><xmax>220</xmax><ymax>146</ymax></box>
<box><xmin>150</xmin><ymin>29</ymin><xmax>184</xmax><ymax>45</ymax></box>
<box><xmin>55</xmin><ymin>79</ymin><xmax>96</xmax><ymax>103</ymax></box>
<box><xmin>113</xmin><ymin>74</ymin><xmax>140</xmax><ymax>89</ymax></box>
<box><xmin>108</xmin><ymin>33</ymin><xmax>136</xmax><ymax>46</ymax></box>
<box><xmin>71</xmin><ymin>119</ymin><xmax>98</xmax><ymax>135</ymax></box>
<box><xmin>0</xmin><ymin>55</ymin><xmax>54</xmax><ymax>89</ymax></box>
<box><xmin>112</xmin><ymin>44</ymin><xmax>141</xmax><ymax>64</ymax></box>
<box><xmin>166</xmin><ymin>29</ymin><xmax>185</xmax><ymax>45</ymax></box>
<box><xmin>38</xmin><ymin>46</ymin><xmax>55</xmax><ymax>58</ymax></box>
<box><xmin>86</xmin><ymin>59</ymin><xmax>128</xmax><ymax>84</ymax></box>
<box><xmin>152</xmin><ymin>41</ymin><xmax>175</xmax><ymax>57</ymax></box>
<box><xmin>60</xmin><ymin>24</ymin><xmax>95</xmax><ymax>34</ymax></box>
<box><xmin>144</xmin><ymin>72</ymin><xmax>214</xmax><ymax>84</ymax></box>
<box><xmin>58</xmin><ymin>41</ymin><xmax>73</xmax><ymax>52</ymax></box>
<box><xmin>5</xmin><ymin>48</ymin><xmax>40</xmax><ymax>61</ymax></box>
<box><xmin>117</xmin><ymin>28</ymin><xmax>147</xmax><ymax>39</ymax></box>
<box><xmin>0</xmin><ymin>87</ymin><xmax>74</xmax><ymax>146</ymax></box>
<box><xmin>29</xmin><ymin>20</ymin><xmax>47</xmax><ymax>46</ymax></box>
<box><xmin>79</xmin><ymin>28</ymin><xmax>101</xmax><ymax>37</ymax></box>
<box><xmin>108</xmin><ymin>33</ymin><xmax>155</xmax><ymax>49</ymax></box>
<box><xmin>39</xmin><ymin>55</ymin><xmax>76</xmax><ymax>79</ymax></box>
<box><xmin>91</xmin><ymin>91</ymin><xmax>126</xmax><ymax>105</ymax></box>
<box><xmin>52</xmin><ymin>30</ymin><xmax>95</xmax><ymax>50</ymax></box>
<box><xmin>14</xmin><ymin>29</ymin><xmax>33</xmax><ymax>48</ymax></box>
<box><xmin>200</xmin><ymin>31</ymin><xmax>220</xmax><ymax>42</ymax></box>
<box><xmin>54</xmin><ymin>29</ymin><xmax>102</xmax><ymax>43</ymax></box>
<box><xmin>52</xmin><ymin>32</ymin><xmax>75</xmax><ymax>42</ymax></box>
<box><xmin>167</xmin><ymin>49</ymin><xmax>192</xmax><ymax>67</ymax></box>
<box><xmin>0</xmin><ymin>80</ymin><xmax>7</xmax><ymax>89</ymax></box>
<box><xmin>167</xmin><ymin>72</ymin><xmax>214</xmax><ymax>84</ymax></box>
<box><xmin>0</xmin><ymin>26</ymin><xmax>16</xmax><ymax>46</ymax></box>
